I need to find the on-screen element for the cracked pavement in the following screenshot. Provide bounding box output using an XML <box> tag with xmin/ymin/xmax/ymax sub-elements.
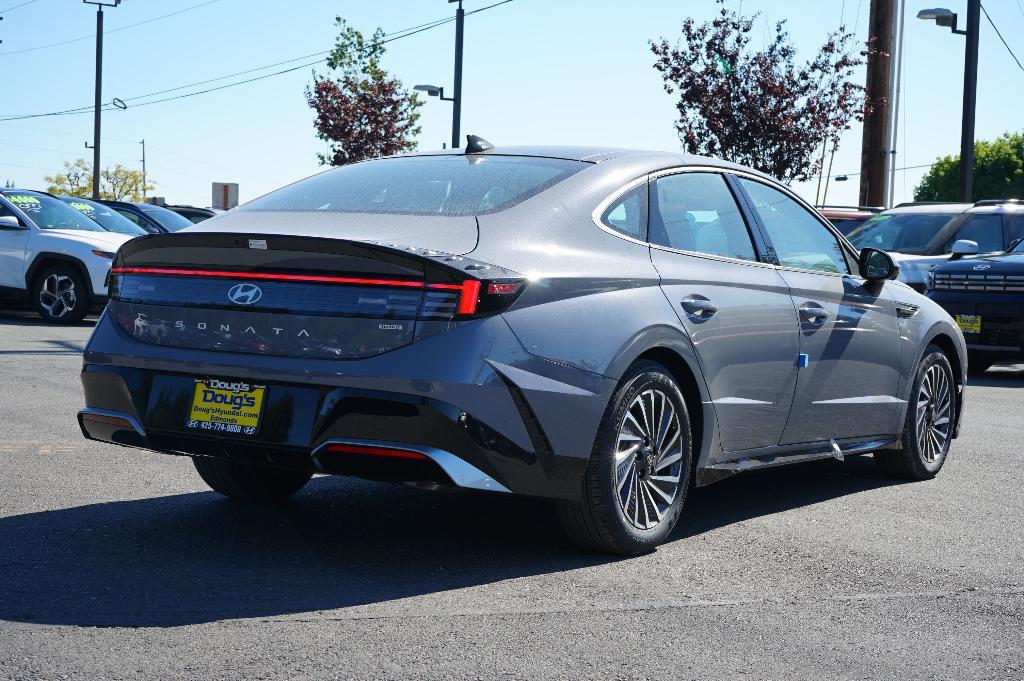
<box><xmin>1</xmin><ymin>310</ymin><xmax>1022</xmax><ymax>679</ymax></box>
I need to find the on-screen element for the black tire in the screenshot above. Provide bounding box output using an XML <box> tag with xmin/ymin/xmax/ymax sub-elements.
<box><xmin>192</xmin><ymin>456</ymin><xmax>312</xmax><ymax>501</ymax></box>
<box><xmin>967</xmin><ymin>352</ymin><xmax>994</xmax><ymax>375</ymax></box>
<box><xmin>557</xmin><ymin>360</ymin><xmax>693</xmax><ymax>555</ymax></box>
<box><xmin>875</xmin><ymin>344</ymin><xmax>956</xmax><ymax>479</ymax></box>
<box><xmin>32</xmin><ymin>264</ymin><xmax>89</xmax><ymax>324</ymax></box>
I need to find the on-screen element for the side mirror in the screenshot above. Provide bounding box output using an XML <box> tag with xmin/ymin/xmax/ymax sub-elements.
<box><xmin>859</xmin><ymin>247</ymin><xmax>899</xmax><ymax>281</ymax></box>
<box><xmin>0</xmin><ymin>215</ymin><xmax>23</xmax><ymax>230</ymax></box>
<box><xmin>949</xmin><ymin>239</ymin><xmax>978</xmax><ymax>260</ymax></box>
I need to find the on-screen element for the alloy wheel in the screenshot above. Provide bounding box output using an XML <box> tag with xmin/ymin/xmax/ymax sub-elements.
<box><xmin>614</xmin><ymin>388</ymin><xmax>684</xmax><ymax>530</ymax></box>
<box><xmin>38</xmin><ymin>274</ymin><xmax>77</xmax><ymax>319</ymax></box>
<box><xmin>916</xmin><ymin>364</ymin><xmax>952</xmax><ymax>464</ymax></box>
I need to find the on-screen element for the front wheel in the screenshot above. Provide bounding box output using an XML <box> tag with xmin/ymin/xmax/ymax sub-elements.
<box><xmin>875</xmin><ymin>344</ymin><xmax>956</xmax><ymax>479</ymax></box>
<box><xmin>557</xmin><ymin>361</ymin><xmax>693</xmax><ymax>555</ymax></box>
<box><xmin>33</xmin><ymin>265</ymin><xmax>89</xmax><ymax>324</ymax></box>
<box><xmin>193</xmin><ymin>457</ymin><xmax>312</xmax><ymax>501</ymax></box>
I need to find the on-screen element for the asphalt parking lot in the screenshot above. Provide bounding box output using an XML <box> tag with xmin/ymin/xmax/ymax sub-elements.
<box><xmin>1</xmin><ymin>309</ymin><xmax>1022</xmax><ymax>680</ymax></box>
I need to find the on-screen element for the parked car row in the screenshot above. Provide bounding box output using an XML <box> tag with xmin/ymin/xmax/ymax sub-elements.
<box><xmin>0</xmin><ymin>189</ymin><xmax>219</xmax><ymax>323</ymax></box>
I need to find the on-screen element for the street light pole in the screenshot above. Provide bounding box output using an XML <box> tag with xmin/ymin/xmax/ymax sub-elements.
<box><xmin>450</xmin><ymin>0</ymin><xmax>464</xmax><ymax>149</ymax></box>
<box><xmin>959</xmin><ymin>0</ymin><xmax>980</xmax><ymax>202</ymax></box>
<box><xmin>84</xmin><ymin>0</ymin><xmax>120</xmax><ymax>200</ymax></box>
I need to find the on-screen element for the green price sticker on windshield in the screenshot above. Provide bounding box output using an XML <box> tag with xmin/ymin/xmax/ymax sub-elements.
<box><xmin>68</xmin><ymin>202</ymin><xmax>95</xmax><ymax>212</ymax></box>
<box><xmin>8</xmin><ymin>195</ymin><xmax>40</xmax><ymax>206</ymax></box>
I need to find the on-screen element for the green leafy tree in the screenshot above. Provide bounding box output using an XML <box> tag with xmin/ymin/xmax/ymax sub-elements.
<box><xmin>306</xmin><ymin>18</ymin><xmax>422</xmax><ymax>166</ymax></box>
<box><xmin>914</xmin><ymin>132</ymin><xmax>1024</xmax><ymax>201</ymax></box>
<box><xmin>44</xmin><ymin>158</ymin><xmax>153</xmax><ymax>201</ymax></box>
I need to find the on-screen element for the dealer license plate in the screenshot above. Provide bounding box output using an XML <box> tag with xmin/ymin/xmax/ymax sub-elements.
<box><xmin>955</xmin><ymin>314</ymin><xmax>981</xmax><ymax>334</ymax></box>
<box><xmin>186</xmin><ymin>378</ymin><xmax>266</xmax><ymax>435</ymax></box>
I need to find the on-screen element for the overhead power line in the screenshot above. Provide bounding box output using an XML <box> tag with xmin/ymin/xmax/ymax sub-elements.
<box><xmin>0</xmin><ymin>0</ymin><xmax>222</xmax><ymax>57</ymax></box>
<box><xmin>980</xmin><ymin>3</ymin><xmax>1024</xmax><ymax>74</ymax></box>
<box><xmin>0</xmin><ymin>0</ymin><xmax>39</xmax><ymax>13</ymax></box>
<box><xmin>0</xmin><ymin>0</ymin><xmax>515</xmax><ymax>122</ymax></box>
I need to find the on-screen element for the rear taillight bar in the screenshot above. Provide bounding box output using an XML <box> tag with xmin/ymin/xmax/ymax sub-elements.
<box><xmin>110</xmin><ymin>266</ymin><xmax>483</xmax><ymax>315</ymax></box>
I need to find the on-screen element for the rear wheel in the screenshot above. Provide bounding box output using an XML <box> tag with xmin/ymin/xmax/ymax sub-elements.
<box><xmin>33</xmin><ymin>264</ymin><xmax>88</xmax><ymax>324</ymax></box>
<box><xmin>192</xmin><ymin>457</ymin><xmax>312</xmax><ymax>501</ymax></box>
<box><xmin>875</xmin><ymin>345</ymin><xmax>956</xmax><ymax>479</ymax></box>
<box><xmin>558</xmin><ymin>361</ymin><xmax>693</xmax><ymax>555</ymax></box>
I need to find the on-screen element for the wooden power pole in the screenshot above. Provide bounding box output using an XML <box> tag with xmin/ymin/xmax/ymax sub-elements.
<box><xmin>859</xmin><ymin>0</ymin><xmax>895</xmax><ymax>207</ymax></box>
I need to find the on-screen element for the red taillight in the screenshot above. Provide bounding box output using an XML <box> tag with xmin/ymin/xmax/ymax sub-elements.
<box><xmin>323</xmin><ymin>443</ymin><xmax>429</xmax><ymax>461</ymax></box>
<box><xmin>456</xmin><ymin>279</ymin><xmax>481</xmax><ymax>315</ymax></box>
<box><xmin>486</xmin><ymin>282</ymin><xmax>521</xmax><ymax>295</ymax></box>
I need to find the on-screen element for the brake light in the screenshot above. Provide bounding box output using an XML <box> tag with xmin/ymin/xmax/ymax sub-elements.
<box><xmin>323</xmin><ymin>443</ymin><xmax>429</xmax><ymax>460</ymax></box>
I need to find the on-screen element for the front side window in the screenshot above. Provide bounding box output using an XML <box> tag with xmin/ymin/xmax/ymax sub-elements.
<box><xmin>650</xmin><ymin>172</ymin><xmax>757</xmax><ymax>261</ymax></box>
<box><xmin>241</xmin><ymin>155</ymin><xmax>590</xmax><ymax>217</ymax></box>
<box><xmin>948</xmin><ymin>214</ymin><xmax>1003</xmax><ymax>253</ymax></box>
<box><xmin>739</xmin><ymin>179</ymin><xmax>848</xmax><ymax>274</ymax></box>
<box><xmin>601</xmin><ymin>184</ymin><xmax>647</xmax><ymax>240</ymax></box>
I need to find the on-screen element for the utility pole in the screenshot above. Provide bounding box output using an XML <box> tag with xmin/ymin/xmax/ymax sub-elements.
<box><xmin>450</xmin><ymin>0</ymin><xmax>464</xmax><ymax>149</ymax></box>
<box><xmin>139</xmin><ymin>139</ymin><xmax>147</xmax><ymax>200</ymax></box>
<box><xmin>84</xmin><ymin>0</ymin><xmax>120</xmax><ymax>200</ymax></box>
<box><xmin>959</xmin><ymin>0</ymin><xmax>980</xmax><ymax>202</ymax></box>
<box><xmin>885</xmin><ymin>0</ymin><xmax>906</xmax><ymax>209</ymax></box>
<box><xmin>859</xmin><ymin>0</ymin><xmax>894</xmax><ymax>208</ymax></box>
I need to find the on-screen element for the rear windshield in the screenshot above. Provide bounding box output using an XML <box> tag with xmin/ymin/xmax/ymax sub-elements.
<box><xmin>848</xmin><ymin>213</ymin><xmax>959</xmax><ymax>255</ymax></box>
<box><xmin>5</xmin><ymin>191</ymin><xmax>104</xmax><ymax>232</ymax></box>
<box><xmin>241</xmin><ymin>155</ymin><xmax>590</xmax><ymax>216</ymax></box>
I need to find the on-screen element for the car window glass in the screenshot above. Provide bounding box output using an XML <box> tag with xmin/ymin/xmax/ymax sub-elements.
<box><xmin>144</xmin><ymin>206</ymin><xmax>194</xmax><ymax>232</ymax></box>
<box><xmin>601</xmin><ymin>184</ymin><xmax>647</xmax><ymax>240</ymax></box>
<box><xmin>1005</xmin><ymin>214</ymin><xmax>1024</xmax><ymax>247</ymax></box>
<box><xmin>848</xmin><ymin>212</ymin><xmax>960</xmax><ymax>254</ymax></box>
<box><xmin>0</xmin><ymin>201</ymin><xmax>17</xmax><ymax>219</ymax></box>
<box><xmin>739</xmin><ymin>179</ymin><xmax>848</xmax><ymax>274</ymax></box>
<box><xmin>948</xmin><ymin>214</ymin><xmax>1002</xmax><ymax>253</ymax></box>
<box><xmin>650</xmin><ymin>173</ymin><xmax>756</xmax><ymax>261</ymax></box>
<box><xmin>116</xmin><ymin>209</ymin><xmax>145</xmax><ymax>226</ymax></box>
<box><xmin>241</xmin><ymin>155</ymin><xmax>590</xmax><ymax>216</ymax></box>
<box><xmin>64</xmin><ymin>199</ymin><xmax>147</xmax><ymax>236</ymax></box>
<box><xmin>4</xmin><ymin>191</ymin><xmax>103</xmax><ymax>231</ymax></box>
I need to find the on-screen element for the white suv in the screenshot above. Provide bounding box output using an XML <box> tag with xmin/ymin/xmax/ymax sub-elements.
<box><xmin>0</xmin><ymin>189</ymin><xmax>138</xmax><ymax>323</ymax></box>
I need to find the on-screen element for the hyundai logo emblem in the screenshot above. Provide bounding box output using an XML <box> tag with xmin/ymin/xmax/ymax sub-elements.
<box><xmin>973</xmin><ymin>264</ymin><xmax>992</xmax><ymax>271</ymax></box>
<box><xmin>227</xmin><ymin>283</ymin><xmax>263</xmax><ymax>305</ymax></box>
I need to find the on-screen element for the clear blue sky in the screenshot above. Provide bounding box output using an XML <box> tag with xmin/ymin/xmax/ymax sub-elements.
<box><xmin>1</xmin><ymin>0</ymin><xmax>1023</xmax><ymax>208</ymax></box>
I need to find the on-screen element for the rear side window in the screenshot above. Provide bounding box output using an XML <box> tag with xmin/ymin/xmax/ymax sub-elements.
<box><xmin>948</xmin><ymin>214</ymin><xmax>1003</xmax><ymax>253</ymax></box>
<box><xmin>739</xmin><ymin>179</ymin><xmax>849</xmax><ymax>274</ymax></box>
<box><xmin>650</xmin><ymin>172</ymin><xmax>757</xmax><ymax>261</ymax></box>
<box><xmin>241</xmin><ymin>155</ymin><xmax>589</xmax><ymax>216</ymax></box>
<box><xmin>601</xmin><ymin>185</ymin><xmax>647</xmax><ymax>240</ymax></box>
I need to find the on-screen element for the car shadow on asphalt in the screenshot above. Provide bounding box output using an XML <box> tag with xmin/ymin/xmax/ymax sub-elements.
<box><xmin>0</xmin><ymin>456</ymin><xmax>907</xmax><ymax>628</ymax></box>
<box><xmin>966</xmin><ymin>363</ymin><xmax>1024</xmax><ymax>388</ymax></box>
<box><xmin>0</xmin><ymin>309</ymin><xmax>97</xmax><ymax>328</ymax></box>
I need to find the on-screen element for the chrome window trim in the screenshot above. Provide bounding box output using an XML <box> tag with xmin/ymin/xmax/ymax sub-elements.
<box><xmin>592</xmin><ymin>165</ymin><xmax>778</xmax><ymax>269</ymax></box>
<box><xmin>734</xmin><ymin>175</ymin><xmax>863</xmax><ymax>279</ymax></box>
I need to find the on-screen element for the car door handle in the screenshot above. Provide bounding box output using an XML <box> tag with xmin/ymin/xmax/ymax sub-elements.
<box><xmin>799</xmin><ymin>302</ymin><xmax>830</xmax><ymax>325</ymax></box>
<box><xmin>681</xmin><ymin>296</ymin><xmax>718</xmax><ymax>320</ymax></box>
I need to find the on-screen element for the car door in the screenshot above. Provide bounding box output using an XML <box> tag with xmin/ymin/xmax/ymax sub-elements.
<box><xmin>736</xmin><ymin>178</ymin><xmax>902</xmax><ymax>445</ymax></box>
<box><xmin>0</xmin><ymin>199</ymin><xmax>31</xmax><ymax>290</ymax></box>
<box><xmin>646</xmin><ymin>170</ymin><xmax>800</xmax><ymax>452</ymax></box>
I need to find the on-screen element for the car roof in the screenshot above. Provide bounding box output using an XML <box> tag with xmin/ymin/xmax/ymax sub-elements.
<box><xmin>967</xmin><ymin>203</ymin><xmax>1024</xmax><ymax>214</ymax></box>
<box><xmin>883</xmin><ymin>202</ymin><xmax>972</xmax><ymax>214</ymax></box>
<box><xmin>395</xmin><ymin>144</ymin><xmax>773</xmax><ymax>178</ymax></box>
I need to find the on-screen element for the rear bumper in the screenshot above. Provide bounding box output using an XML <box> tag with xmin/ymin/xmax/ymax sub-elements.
<box><xmin>79</xmin><ymin>311</ymin><xmax>614</xmax><ymax>500</ymax></box>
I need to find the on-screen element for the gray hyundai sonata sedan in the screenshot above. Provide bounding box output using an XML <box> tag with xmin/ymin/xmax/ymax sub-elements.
<box><xmin>78</xmin><ymin>139</ymin><xmax>968</xmax><ymax>554</ymax></box>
